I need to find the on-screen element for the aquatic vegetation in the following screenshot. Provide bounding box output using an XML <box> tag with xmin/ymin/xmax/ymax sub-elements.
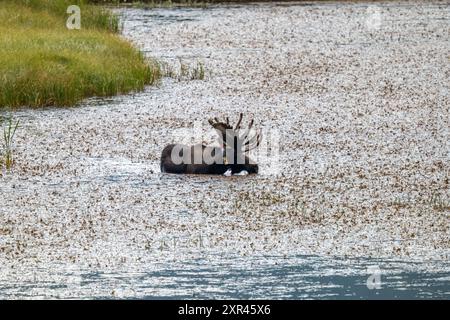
<box><xmin>0</xmin><ymin>115</ymin><xmax>19</xmax><ymax>171</ymax></box>
<box><xmin>0</xmin><ymin>1</ymin><xmax>449</xmax><ymax>300</ymax></box>
<box><xmin>427</xmin><ymin>193</ymin><xmax>450</xmax><ymax>212</ymax></box>
<box><xmin>161</xmin><ymin>59</ymin><xmax>206</xmax><ymax>81</ymax></box>
<box><xmin>179</xmin><ymin>59</ymin><xmax>191</xmax><ymax>79</ymax></box>
<box><xmin>190</xmin><ymin>61</ymin><xmax>205</xmax><ymax>80</ymax></box>
<box><xmin>0</xmin><ymin>0</ymin><xmax>160</xmax><ymax>108</ymax></box>
<box><xmin>390</xmin><ymin>192</ymin><xmax>450</xmax><ymax>212</ymax></box>
<box><xmin>234</xmin><ymin>189</ymin><xmax>326</xmax><ymax>224</ymax></box>
<box><xmin>160</xmin><ymin>61</ymin><xmax>177</xmax><ymax>78</ymax></box>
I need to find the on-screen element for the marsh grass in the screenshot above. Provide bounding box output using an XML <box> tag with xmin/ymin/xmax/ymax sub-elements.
<box><xmin>234</xmin><ymin>190</ymin><xmax>325</xmax><ymax>224</ymax></box>
<box><xmin>428</xmin><ymin>193</ymin><xmax>450</xmax><ymax>212</ymax></box>
<box><xmin>190</xmin><ymin>61</ymin><xmax>205</xmax><ymax>80</ymax></box>
<box><xmin>0</xmin><ymin>115</ymin><xmax>20</xmax><ymax>171</ymax></box>
<box><xmin>179</xmin><ymin>59</ymin><xmax>191</xmax><ymax>79</ymax></box>
<box><xmin>391</xmin><ymin>192</ymin><xmax>450</xmax><ymax>212</ymax></box>
<box><xmin>162</xmin><ymin>59</ymin><xmax>206</xmax><ymax>81</ymax></box>
<box><xmin>0</xmin><ymin>0</ymin><xmax>160</xmax><ymax>108</ymax></box>
<box><xmin>91</xmin><ymin>0</ymin><xmax>211</xmax><ymax>9</ymax></box>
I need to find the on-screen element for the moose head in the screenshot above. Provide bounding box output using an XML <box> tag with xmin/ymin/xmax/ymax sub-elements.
<box><xmin>160</xmin><ymin>113</ymin><xmax>262</xmax><ymax>175</ymax></box>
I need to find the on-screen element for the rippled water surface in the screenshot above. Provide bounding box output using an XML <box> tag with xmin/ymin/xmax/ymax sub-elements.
<box><xmin>1</xmin><ymin>254</ymin><xmax>449</xmax><ymax>299</ymax></box>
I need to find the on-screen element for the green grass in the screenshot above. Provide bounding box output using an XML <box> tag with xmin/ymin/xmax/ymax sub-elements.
<box><xmin>0</xmin><ymin>0</ymin><xmax>160</xmax><ymax>108</ymax></box>
<box><xmin>161</xmin><ymin>59</ymin><xmax>206</xmax><ymax>81</ymax></box>
<box><xmin>0</xmin><ymin>115</ymin><xmax>20</xmax><ymax>171</ymax></box>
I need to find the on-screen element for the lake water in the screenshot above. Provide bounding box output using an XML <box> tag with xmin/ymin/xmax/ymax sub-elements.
<box><xmin>1</xmin><ymin>253</ymin><xmax>449</xmax><ymax>299</ymax></box>
<box><xmin>1</xmin><ymin>1</ymin><xmax>449</xmax><ymax>299</ymax></box>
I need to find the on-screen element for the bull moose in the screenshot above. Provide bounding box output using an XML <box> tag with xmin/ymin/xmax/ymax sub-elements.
<box><xmin>160</xmin><ymin>114</ymin><xmax>262</xmax><ymax>175</ymax></box>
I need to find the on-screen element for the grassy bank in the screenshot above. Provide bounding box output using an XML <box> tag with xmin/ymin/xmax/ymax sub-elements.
<box><xmin>89</xmin><ymin>0</ymin><xmax>277</xmax><ymax>8</ymax></box>
<box><xmin>0</xmin><ymin>0</ymin><xmax>160</xmax><ymax>108</ymax></box>
<box><xmin>89</xmin><ymin>0</ymin><xmax>304</xmax><ymax>3</ymax></box>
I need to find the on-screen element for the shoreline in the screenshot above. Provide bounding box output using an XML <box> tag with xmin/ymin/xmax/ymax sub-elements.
<box><xmin>0</xmin><ymin>0</ymin><xmax>160</xmax><ymax>109</ymax></box>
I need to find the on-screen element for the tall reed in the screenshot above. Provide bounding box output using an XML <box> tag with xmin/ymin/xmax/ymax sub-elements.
<box><xmin>0</xmin><ymin>115</ymin><xmax>20</xmax><ymax>171</ymax></box>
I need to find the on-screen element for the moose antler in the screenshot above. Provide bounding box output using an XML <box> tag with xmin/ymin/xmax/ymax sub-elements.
<box><xmin>208</xmin><ymin>118</ymin><xmax>232</xmax><ymax>133</ymax></box>
<box><xmin>208</xmin><ymin>117</ymin><xmax>232</xmax><ymax>148</ymax></box>
<box><xmin>242</xmin><ymin>129</ymin><xmax>262</xmax><ymax>153</ymax></box>
<box><xmin>234</xmin><ymin>113</ymin><xmax>243</xmax><ymax>130</ymax></box>
<box><xmin>209</xmin><ymin>113</ymin><xmax>262</xmax><ymax>152</ymax></box>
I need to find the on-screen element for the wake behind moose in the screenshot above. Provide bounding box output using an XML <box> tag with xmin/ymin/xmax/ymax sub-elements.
<box><xmin>160</xmin><ymin>114</ymin><xmax>262</xmax><ymax>175</ymax></box>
